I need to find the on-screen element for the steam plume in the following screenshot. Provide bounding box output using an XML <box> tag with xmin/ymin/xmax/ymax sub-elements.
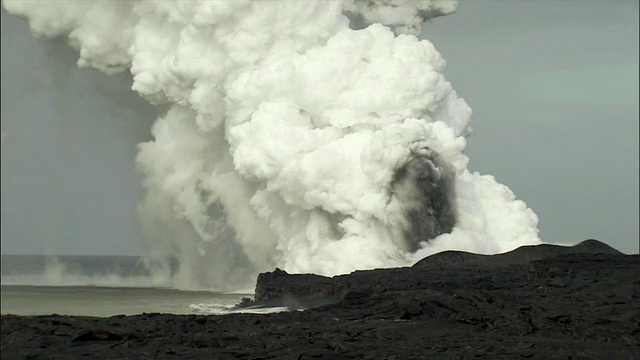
<box><xmin>3</xmin><ymin>0</ymin><xmax>540</xmax><ymax>290</ymax></box>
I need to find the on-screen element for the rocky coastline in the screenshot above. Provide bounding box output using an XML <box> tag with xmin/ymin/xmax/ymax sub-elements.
<box><xmin>2</xmin><ymin>239</ymin><xmax>639</xmax><ymax>359</ymax></box>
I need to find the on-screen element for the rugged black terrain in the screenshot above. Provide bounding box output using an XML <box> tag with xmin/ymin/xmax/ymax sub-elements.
<box><xmin>2</xmin><ymin>240</ymin><xmax>639</xmax><ymax>359</ymax></box>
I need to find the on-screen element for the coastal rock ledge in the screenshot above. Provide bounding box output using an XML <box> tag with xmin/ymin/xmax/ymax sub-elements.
<box><xmin>244</xmin><ymin>239</ymin><xmax>628</xmax><ymax>309</ymax></box>
<box><xmin>2</xmin><ymin>239</ymin><xmax>639</xmax><ymax>359</ymax></box>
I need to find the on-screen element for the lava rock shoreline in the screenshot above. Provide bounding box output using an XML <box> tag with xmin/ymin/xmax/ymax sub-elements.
<box><xmin>2</xmin><ymin>240</ymin><xmax>639</xmax><ymax>359</ymax></box>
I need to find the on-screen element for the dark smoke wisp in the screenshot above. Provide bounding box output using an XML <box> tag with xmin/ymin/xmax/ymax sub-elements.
<box><xmin>392</xmin><ymin>147</ymin><xmax>457</xmax><ymax>252</ymax></box>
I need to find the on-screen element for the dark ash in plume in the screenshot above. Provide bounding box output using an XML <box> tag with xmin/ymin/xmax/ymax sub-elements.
<box><xmin>392</xmin><ymin>148</ymin><xmax>456</xmax><ymax>252</ymax></box>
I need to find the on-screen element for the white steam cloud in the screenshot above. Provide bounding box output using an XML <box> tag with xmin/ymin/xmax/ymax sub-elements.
<box><xmin>4</xmin><ymin>0</ymin><xmax>540</xmax><ymax>290</ymax></box>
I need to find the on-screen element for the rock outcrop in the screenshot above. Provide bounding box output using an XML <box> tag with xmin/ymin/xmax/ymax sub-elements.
<box><xmin>245</xmin><ymin>239</ymin><xmax>625</xmax><ymax>308</ymax></box>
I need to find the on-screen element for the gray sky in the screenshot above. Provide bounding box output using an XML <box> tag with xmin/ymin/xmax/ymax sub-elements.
<box><xmin>424</xmin><ymin>0</ymin><xmax>638</xmax><ymax>254</ymax></box>
<box><xmin>1</xmin><ymin>1</ymin><xmax>638</xmax><ymax>256</ymax></box>
<box><xmin>1</xmin><ymin>8</ymin><xmax>157</xmax><ymax>256</ymax></box>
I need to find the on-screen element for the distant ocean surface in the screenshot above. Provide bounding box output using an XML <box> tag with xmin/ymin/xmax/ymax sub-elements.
<box><xmin>0</xmin><ymin>255</ymin><xmax>257</xmax><ymax>317</ymax></box>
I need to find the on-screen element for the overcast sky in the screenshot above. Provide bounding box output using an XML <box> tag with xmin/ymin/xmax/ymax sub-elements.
<box><xmin>1</xmin><ymin>1</ymin><xmax>638</xmax><ymax>256</ymax></box>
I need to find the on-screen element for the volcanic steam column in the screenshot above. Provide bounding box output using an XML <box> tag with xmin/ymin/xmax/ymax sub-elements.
<box><xmin>3</xmin><ymin>0</ymin><xmax>540</xmax><ymax>290</ymax></box>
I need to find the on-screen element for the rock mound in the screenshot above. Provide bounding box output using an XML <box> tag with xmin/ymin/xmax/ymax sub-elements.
<box><xmin>247</xmin><ymin>239</ymin><xmax>626</xmax><ymax>308</ymax></box>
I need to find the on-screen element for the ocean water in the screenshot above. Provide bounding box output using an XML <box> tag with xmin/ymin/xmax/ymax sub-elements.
<box><xmin>0</xmin><ymin>255</ymin><xmax>262</xmax><ymax>317</ymax></box>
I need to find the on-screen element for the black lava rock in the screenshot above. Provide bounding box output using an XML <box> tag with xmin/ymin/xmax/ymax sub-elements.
<box><xmin>2</xmin><ymin>240</ymin><xmax>638</xmax><ymax>359</ymax></box>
